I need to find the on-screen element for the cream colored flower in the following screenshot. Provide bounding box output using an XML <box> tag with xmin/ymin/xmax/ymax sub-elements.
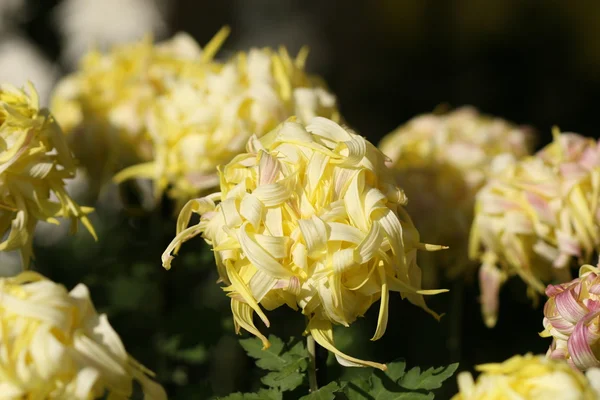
<box><xmin>453</xmin><ymin>354</ymin><xmax>600</xmax><ymax>400</ymax></box>
<box><xmin>0</xmin><ymin>83</ymin><xmax>95</xmax><ymax>268</ymax></box>
<box><xmin>51</xmin><ymin>29</ymin><xmax>211</xmax><ymax>196</ymax></box>
<box><xmin>379</xmin><ymin>107</ymin><xmax>533</xmax><ymax>286</ymax></box>
<box><xmin>52</xmin><ymin>27</ymin><xmax>339</xmax><ymax>209</ymax></box>
<box><xmin>0</xmin><ymin>271</ymin><xmax>166</xmax><ymax>399</ymax></box>
<box><xmin>470</xmin><ymin>130</ymin><xmax>600</xmax><ymax>327</ymax></box>
<box><xmin>162</xmin><ymin>117</ymin><xmax>446</xmax><ymax>370</ymax></box>
<box><xmin>113</xmin><ymin>29</ymin><xmax>339</xmax><ymax>208</ymax></box>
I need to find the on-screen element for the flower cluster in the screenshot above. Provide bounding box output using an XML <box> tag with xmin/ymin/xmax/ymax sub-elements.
<box><xmin>470</xmin><ymin>130</ymin><xmax>600</xmax><ymax>327</ymax></box>
<box><xmin>453</xmin><ymin>354</ymin><xmax>600</xmax><ymax>399</ymax></box>
<box><xmin>0</xmin><ymin>271</ymin><xmax>165</xmax><ymax>399</ymax></box>
<box><xmin>0</xmin><ymin>83</ymin><xmax>95</xmax><ymax>267</ymax></box>
<box><xmin>379</xmin><ymin>107</ymin><xmax>533</xmax><ymax>285</ymax></box>
<box><xmin>542</xmin><ymin>264</ymin><xmax>600</xmax><ymax>371</ymax></box>
<box><xmin>162</xmin><ymin>117</ymin><xmax>446</xmax><ymax>370</ymax></box>
<box><xmin>52</xmin><ymin>27</ymin><xmax>339</xmax><ymax>207</ymax></box>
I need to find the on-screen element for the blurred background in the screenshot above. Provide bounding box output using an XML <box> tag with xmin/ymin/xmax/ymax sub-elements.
<box><xmin>3</xmin><ymin>0</ymin><xmax>600</xmax><ymax>398</ymax></box>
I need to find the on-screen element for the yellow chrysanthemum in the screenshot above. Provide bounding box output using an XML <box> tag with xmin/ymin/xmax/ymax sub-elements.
<box><xmin>51</xmin><ymin>29</ymin><xmax>219</xmax><ymax>195</ymax></box>
<box><xmin>379</xmin><ymin>107</ymin><xmax>533</xmax><ymax>285</ymax></box>
<box><xmin>470</xmin><ymin>130</ymin><xmax>600</xmax><ymax>327</ymax></box>
<box><xmin>452</xmin><ymin>354</ymin><xmax>600</xmax><ymax>400</ymax></box>
<box><xmin>0</xmin><ymin>271</ymin><xmax>166</xmax><ymax>399</ymax></box>
<box><xmin>52</xmin><ymin>27</ymin><xmax>339</xmax><ymax>208</ymax></box>
<box><xmin>0</xmin><ymin>83</ymin><xmax>95</xmax><ymax>267</ymax></box>
<box><xmin>162</xmin><ymin>117</ymin><xmax>446</xmax><ymax>370</ymax></box>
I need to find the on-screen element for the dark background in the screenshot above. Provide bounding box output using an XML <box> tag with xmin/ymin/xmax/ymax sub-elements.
<box><xmin>7</xmin><ymin>1</ymin><xmax>600</xmax><ymax>398</ymax></box>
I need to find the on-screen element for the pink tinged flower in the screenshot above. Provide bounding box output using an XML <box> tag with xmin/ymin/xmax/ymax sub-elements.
<box><xmin>542</xmin><ymin>265</ymin><xmax>600</xmax><ymax>371</ymax></box>
<box><xmin>479</xmin><ymin>261</ymin><xmax>504</xmax><ymax>328</ymax></box>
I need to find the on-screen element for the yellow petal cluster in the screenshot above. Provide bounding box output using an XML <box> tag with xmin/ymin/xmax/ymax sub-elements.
<box><xmin>52</xmin><ymin>27</ymin><xmax>339</xmax><ymax>207</ymax></box>
<box><xmin>470</xmin><ymin>130</ymin><xmax>600</xmax><ymax>327</ymax></box>
<box><xmin>379</xmin><ymin>107</ymin><xmax>533</xmax><ymax>284</ymax></box>
<box><xmin>51</xmin><ymin>29</ymin><xmax>218</xmax><ymax>194</ymax></box>
<box><xmin>0</xmin><ymin>271</ymin><xmax>166</xmax><ymax>399</ymax></box>
<box><xmin>452</xmin><ymin>354</ymin><xmax>600</xmax><ymax>400</ymax></box>
<box><xmin>162</xmin><ymin>117</ymin><xmax>446</xmax><ymax>370</ymax></box>
<box><xmin>0</xmin><ymin>83</ymin><xmax>95</xmax><ymax>267</ymax></box>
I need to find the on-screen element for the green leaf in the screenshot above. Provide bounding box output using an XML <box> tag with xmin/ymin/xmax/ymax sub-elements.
<box><xmin>397</xmin><ymin>363</ymin><xmax>459</xmax><ymax>391</ymax></box>
<box><xmin>239</xmin><ymin>335</ymin><xmax>309</xmax><ymax>392</ymax></box>
<box><xmin>219</xmin><ymin>389</ymin><xmax>282</xmax><ymax>400</ymax></box>
<box><xmin>343</xmin><ymin>360</ymin><xmax>458</xmax><ymax>400</ymax></box>
<box><xmin>298</xmin><ymin>382</ymin><xmax>341</xmax><ymax>400</ymax></box>
<box><xmin>239</xmin><ymin>335</ymin><xmax>287</xmax><ymax>371</ymax></box>
<box><xmin>261</xmin><ymin>356</ymin><xmax>308</xmax><ymax>391</ymax></box>
<box><xmin>370</xmin><ymin>370</ymin><xmax>433</xmax><ymax>400</ymax></box>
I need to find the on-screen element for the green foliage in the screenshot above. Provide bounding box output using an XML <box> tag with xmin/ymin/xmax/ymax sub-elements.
<box><xmin>298</xmin><ymin>382</ymin><xmax>341</xmax><ymax>400</ymax></box>
<box><xmin>239</xmin><ymin>335</ymin><xmax>309</xmax><ymax>392</ymax></box>
<box><xmin>343</xmin><ymin>360</ymin><xmax>459</xmax><ymax>400</ymax></box>
<box><xmin>222</xmin><ymin>336</ymin><xmax>457</xmax><ymax>399</ymax></box>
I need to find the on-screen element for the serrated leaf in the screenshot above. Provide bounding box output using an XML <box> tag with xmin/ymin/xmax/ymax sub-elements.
<box><xmin>298</xmin><ymin>382</ymin><xmax>341</xmax><ymax>400</ymax></box>
<box><xmin>261</xmin><ymin>356</ymin><xmax>308</xmax><ymax>391</ymax></box>
<box><xmin>370</xmin><ymin>369</ymin><xmax>433</xmax><ymax>400</ymax></box>
<box><xmin>385</xmin><ymin>360</ymin><xmax>407</xmax><ymax>381</ymax></box>
<box><xmin>219</xmin><ymin>389</ymin><xmax>282</xmax><ymax>400</ymax></box>
<box><xmin>343</xmin><ymin>378</ymin><xmax>372</xmax><ymax>400</ymax></box>
<box><xmin>239</xmin><ymin>335</ymin><xmax>287</xmax><ymax>371</ymax></box>
<box><xmin>397</xmin><ymin>363</ymin><xmax>459</xmax><ymax>391</ymax></box>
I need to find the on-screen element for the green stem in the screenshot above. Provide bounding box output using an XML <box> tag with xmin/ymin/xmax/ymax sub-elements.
<box><xmin>307</xmin><ymin>333</ymin><xmax>318</xmax><ymax>392</ymax></box>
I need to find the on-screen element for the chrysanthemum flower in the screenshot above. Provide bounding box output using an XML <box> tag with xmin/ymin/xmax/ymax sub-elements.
<box><xmin>470</xmin><ymin>130</ymin><xmax>600</xmax><ymax>327</ymax></box>
<box><xmin>52</xmin><ymin>27</ymin><xmax>339</xmax><ymax>208</ymax></box>
<box><xmin>0</xmin><ymin>83</ymin><xmax>95</xmax><ymax>267</ymax></box>
<box><xmin>162</xmin><ymin>117</ymin><xmax>446</xmax><ymax>370</ymax></box>
<box><xmin>0</xmin><ymin>271</ymin><xmax>166</xmax><ymax>399</ymax></box>
<box><xmin>452</xmin><ymin>354</ymin><xmax>600</xmax><ymax>400</ymax></box>
<box><xmin>541</xmin><ymin>264</ymin><xmax>600</xmax><ymax>371</ymax></box>
<box><xmin>51</xmin><ymin>29</ymin><xmax>216</xmax><ymax>196</ymax></box>
<box><xmin>379</xmin><ymin>107</ymin><xmax>533</xmax><ymax>285</ymax></box>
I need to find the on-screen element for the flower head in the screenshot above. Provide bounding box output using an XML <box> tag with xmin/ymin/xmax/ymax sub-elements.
<box><xmin>52</xmin><ymin>27</ymin><xmax>339</xmax><ymax>208</ymax></box>
<box><xmin>379</xmin><ymin>107</ymin><xmax>533</xmax><ymax>284</ymax></box>
<box><xmin>541</xmin><ymin>264</ymin><xmax>600</xmax><ymax>371</ymax></box>
<box><xmin>470</xmin><ymin>130</ymin><xmax>600</xmax><ymax>327</ymax></box>
<box><xmin>51</xmin><ymin>29</ymin><xmax>216</xmax><ymax>194</ymax></box>
<box><xmin>0</xmin><ymin>271</ymin><xmax>166</xmax><ymax>399</ymax></box>
<box><xmin>452</xmin><ymin>354</ymin><xmax>600</xmax><ymax>400</ymax></box>
<box><xmin>0</xmin><ymin>83</ymin><xmax>95</xmax><ymax>267</ymax></box>
<box><xmin>162</xmin><ymin>117</ymin><xmax>446</xmax><ymax>370</ymax></box>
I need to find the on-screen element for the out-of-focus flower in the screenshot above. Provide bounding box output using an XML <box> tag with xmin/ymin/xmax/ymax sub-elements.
<box><xmin>0</xmin><ymin>0</ymin><xmax>23</xmax><ymax>33</ymax></box>
<box><xmin>54</xmin><ymin>0</ymin><xmax>168</xmax><ymax>68</ymax></box>
<box><xmin>53</xmin><ymin>28</ymin><xmax>339</xmax><ymax>209</ymax></box>
<box><xmin>162</xmin><ymin>117</ymin><xmax>447</xmax><ymax>370</ymax></box>
<box><xmin>470</xmin><ymin>130</ymin><xmax>600</xmax><ymax>327</ymax></box>
<box><xmin>51</xmin><ymin>30</ymin><xmax>212</xmax><ymax>197</ymax></box>
<box><xmin>452</xmin><ymin>353</ymin><xmax>600</xmax><ymax>400</ymax></box>
<box><xmin>541</xmin><ymin>264</ymin><xmax>600</xmax><ymax>371</ymax></box>
<box><xmin>379</xmin><ymin>107</ymin><xmax>533</xmax><ymax>286</ymax></box>
<box><xmin>0</xmin><ymin>83</ymin><xmax>95</xmax><ymax>268</ymax></box>
<box><xmin>113</xmin><ymin>30</ymin><xmax>339</xmax><ymax>208</ymax></box>
<box><xmin>0</xmin><ymin>35</ymin><xmax>58</xmax><ymax>105</ymax></box>
<box><xmin>0</xmin><ymin>271</ymin><xmax>166</xmax><ymax>399</ymax></box>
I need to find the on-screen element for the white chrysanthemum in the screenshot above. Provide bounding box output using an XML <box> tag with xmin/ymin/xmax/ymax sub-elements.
<box><xmin>379</xmin><ymin>107</ymin><xmax>533</xmax><ymax>285</ymax></box>
<box><xmin>0</xmin><ymin>0</ymin><xmax>23</xmax><ymax>33</ymax></box>
<box><xmin>54</xmin><ymin>0</ymin><xmax>168</xmax><ymax>68</ymax></box>
<box><xmin>0</xmin><ymin>271</ymin><xmax>166</xmax><ymax>399</ymax></box>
